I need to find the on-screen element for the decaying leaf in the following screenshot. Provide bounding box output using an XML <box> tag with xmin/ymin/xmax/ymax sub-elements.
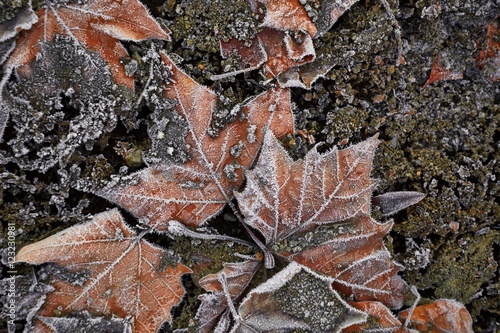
<box><xmin>98</xmin><ymin>52</ymin><xmax>295</xmax><ymax>230</ymax></box>
<box><xmin>314</xmin><ymin>0</ymin><xmax>362</xmax><ymax>36</ymax></box>
<box><xmin>196</xmin><ymin>259</ymin><xmax>261</xmax><ymax>333</ymax></box>
<box><xmin>232</xmin><ymin>262</ymin><xmax>367</xmax><ymax>333</ymax></box>
<box><xmin>236</xmin><ymin>132</ymin><xmax>410</xmax><ymax>308</ymax></box>
<box><xmin>290</xmin><ymin>216</ymin><xmax>408</xmax><ymax>308</ymax></box>
<box><xmin>398</xmin><ymin>299</ymin><xmax>473</xmax><ymax>333</ymax></box>
<box><xmin>215</xmin><ymin>0</ymin><xmax>317</xmax><ymax>81</ymax></box>
<box><xmin>3</xmin><ymin>0</ymin><xmax>170</xmax><ymax>89</ymax></box>
<box><xmin>16</xmin><ymin>209</ymin><xmax>192</xmax><ymax>333</ymax></box>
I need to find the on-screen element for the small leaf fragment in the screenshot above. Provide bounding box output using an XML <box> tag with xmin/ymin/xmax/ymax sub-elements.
<box><xmin>372</xmin><ymin>191</ymin><xmax>425</xmax><ymax>216</ymax></box>
<box><xmin>16</xmin><ymin>209</ymin><xmax>192</xmax><ymax>333</ymax></box>
<box><xmin>343</xmin><ymin>301</ymin><xmax>414</xmax><ymax>332</ymax></box>
<box><xmin>423</xmin><ymin>54</ymin><xmax>463</xmax><ymax>88</ymax></box>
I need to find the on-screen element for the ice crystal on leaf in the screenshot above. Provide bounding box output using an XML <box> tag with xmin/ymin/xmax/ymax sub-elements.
<box><xmin>98</xmin><ymin>52</ymin><xmax>295</xmax><ymax>230</ymax></box>
<box><xmin>16</xmin><ymin>208</ymin><xmax>192</xmax><ymax>333</ymax></box>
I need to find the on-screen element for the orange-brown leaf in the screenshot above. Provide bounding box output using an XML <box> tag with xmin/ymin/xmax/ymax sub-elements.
<box><xmin>476</xmin><ymin>20</ymin><xmax>500</xmax><ymax>82</ymax></box>
<box><xmin>398</xmin><ymin>299</ymin><xmax>473</xmax><ymax>333</ymax></box>
<box><xmin>4</xmin><ymin>0</ymin><xmax>170</xmax><ymax>89</ymax></box>
<box><xmin>16</xmin><ymin>209</ymin><xmax>192</xmax><ymax>333</ymax></box>
<box><xmin>98</xmin><ymin>53</ymin><xmax>295</xmax><ymax>230</ymax></box>
<box><xmin>220</xmin><ymin>28</ymin><xmax>316</xmax><ymax>79</ymax></box>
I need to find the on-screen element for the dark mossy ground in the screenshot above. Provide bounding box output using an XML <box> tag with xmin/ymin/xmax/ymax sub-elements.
<box><xmin>0</xmin><ymin>0</ymin><xmax>499</xmax><ymax>332</ymax></box>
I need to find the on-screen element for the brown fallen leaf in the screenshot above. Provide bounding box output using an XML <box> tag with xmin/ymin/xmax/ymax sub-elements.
<box><xmin>98</xmin><ymin>52</ymin><xmax>295</xmax><ymax>230</ymax></box>
<box><xmin>236</xmin><ymin>132</ymin><xmax>410</xmax><ymax>308</ymax></box>
<box><xmin>3</xmin><ymin>0</ymin><xmax>170</xmax><ymax>90</ymax></box>
<box><xmin>16</xmin><ymin>209</ymin><xmax>192</xmax><ymax>333</ymax></box>
<box><xmin>290</xmin><ymin>216</ymin><xmax>408</xmax><ymax>308</ymax></box>
<box><xmin>236</xmin><ymin>132</ymin><xmax>379</xmax><ymax>244</ymax></box>
<box><xmin>398</xmin><ymin>299</ymin><xmax>473</xmax><ymax>333</ymax></box>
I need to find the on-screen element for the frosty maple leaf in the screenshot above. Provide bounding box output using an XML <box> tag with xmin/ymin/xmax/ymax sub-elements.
<box><xmin>236</xmin><ymin>131</ymin><xmax>379</xmax><ymax>244</ymax></box>
<box><xmin>236</xmin><ymin>132</ymin><xmax>410</xmax><ymax>308</ymax></box>
<box><xmin>3</xmin><ymin>0</ymin><xmax>170</xmax><ymax>90</ymax></box>
<box><xmin>98</xmin><ymin>52</ymin><xmax>295</xmax><ymax>230</ymax></box>
<box><xmin>16</xmin><ymin>209</ymin><xmax>192</xmax><ymax>333</ymax></box>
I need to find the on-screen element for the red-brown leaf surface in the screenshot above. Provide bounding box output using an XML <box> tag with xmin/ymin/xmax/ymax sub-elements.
<box><xmin>398</xmin><ymin>299</ymin><xmax>473</xmax><ymax>333</ymax></box>
<box><xmin>16</xmin><ymin>209</ymin><xmax>192</xmax><ymax>333</ymax></box>
<box><xmin>196</xmin><ymin>259</ymin><xmax>261</xmax><ymax>332</ymax></box>
<box><xmin>4</xmin><ymin>0</ymin><xmax>170</xmax><ymax>89</ymax></box>
<box><xmin>98</xmin><ymin>53</ymin><xmax>295</xmax><ymax>230</ymax></box>
<box><xmin>236</xmin><ymin>132</ymin><xmax>409</xmax><ymax>308</ymax></box>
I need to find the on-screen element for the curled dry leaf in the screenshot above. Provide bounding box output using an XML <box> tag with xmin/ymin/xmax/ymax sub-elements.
<box><xmin>236</xmin><ymin>132</ymin><xmax>410</xmax><ymax>308</ymax></box>
<box><xmin>3</xmin><ymin>0</ymin><xmax>170</xmax><ymax>90</ymax></box>
<box><xmin>398</xmin><ymin>299</ymin><xmax>473</xmax><ymax>333</ymax></box>
<box><xmin>98</xmin><ymin>52</ymin><xmax>295</xmax><ymax>230</ymax></box>
<box><xmin>232</xmin><ymin>262</ymin><xmax>367</xmax><ymax>333</ymax></box>
<box><xmin>196</xmin><ymin>259</ymin><xmax>261</xmax><ymax>333</ymax></box>
<box><xmin>16</xmin><ymin>209</ymin><xmax>192</xmax><ymax>333</ymax></box>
